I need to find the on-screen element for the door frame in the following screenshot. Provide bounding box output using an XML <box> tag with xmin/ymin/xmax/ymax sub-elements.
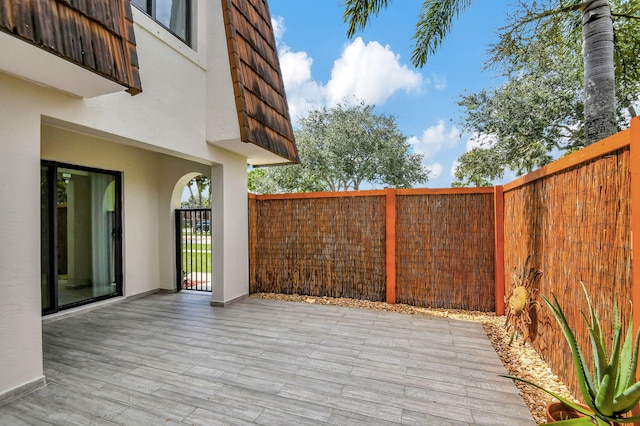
<box><xmin>41</xmin><ymin>160</ymin><xmax>124</xmax><ymax>314</ymax></box>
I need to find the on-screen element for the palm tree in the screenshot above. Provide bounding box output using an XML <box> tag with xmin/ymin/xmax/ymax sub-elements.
<box><xmin>343</xmin><ymin>0</ymin><xmax>617</xmax><ymax>144</ymax></box>
<box><xmin>580</xmin><ymin>0</ymin><xmax>616</xmax><ymax>144</ymax></box>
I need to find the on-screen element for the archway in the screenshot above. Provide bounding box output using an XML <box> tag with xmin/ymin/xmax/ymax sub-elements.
<box><xmin>172</xmin><ymin>173</ymin><xmax>213</xmax><ymax>292</ymax></box>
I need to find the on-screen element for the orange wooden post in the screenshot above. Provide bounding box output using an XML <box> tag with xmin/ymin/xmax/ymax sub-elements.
<box><xmin>630</xmin><ymin>116</ymin><xmax>640</xmax><ymax>425</ymax></box>
<box><xmin>494</xmin><ymin>185</ymin><xmax>505</xmax><ymax>315</ymax></box>
<box><xmin>631</xmin><ymin>117</ymin><xmax>640</xmax><ymax>343</ymax></box>
<box><xmin>385</xmin><ymin>188</ymin><xmax>396</xmax><ymax>304</ymax></box>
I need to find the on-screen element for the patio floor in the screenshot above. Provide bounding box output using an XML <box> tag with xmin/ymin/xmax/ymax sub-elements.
<box><xmin>0</xmin><ymin>292</ymin><xmax>535</xmax><ymax>425</ymax></box>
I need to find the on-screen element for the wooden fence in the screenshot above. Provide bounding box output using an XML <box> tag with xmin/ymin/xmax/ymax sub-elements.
<box><xmin>502</xmin><ymin>118</ymin><xmax>638</xmax><ymax>397</ymax></box>
<box><xmin>249</xmin><ymin>192</ymin><xmax>387</xmax><ymax>301</ymax></box>
<box><xmin>248</xmin><ymin>117</ymin><xmax>640</xmax><ymax>399</ymax></box>
<box><xmin>249</xmin><ymin>188</ymin><xmax>498</xmax><ymax>311</ymax></box>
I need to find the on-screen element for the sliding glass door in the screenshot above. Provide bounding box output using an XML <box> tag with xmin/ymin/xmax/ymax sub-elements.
<box><xmin>41</xmin><ymin>162</ymin><xmax>122</xmax><ymax>314</ymax></box>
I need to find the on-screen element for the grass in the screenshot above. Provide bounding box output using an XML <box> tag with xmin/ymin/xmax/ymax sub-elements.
<box><xmin>181</xmin><ymin>243</ymin><xmax>210</xmax><ymax>251</ymax></box>
<box><xmin>181</xmin><ymin>250</ymin><xmax>212</xmax><ymax>273</ymax></box>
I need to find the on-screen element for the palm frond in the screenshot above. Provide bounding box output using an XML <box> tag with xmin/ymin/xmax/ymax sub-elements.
<box><xmin>412</xmin><ymin>0</ymin><xmax>474</xmax><ymax>67</ymax></box>
<box><xmin>343</xmin><ymin>0</ymin><xmax>391</xmax><ymax>38</ymax></box>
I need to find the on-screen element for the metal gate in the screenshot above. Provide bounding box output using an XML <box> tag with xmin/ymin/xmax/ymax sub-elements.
<box><xmin>175</xmin><ymin>209</ymin><xmax>212</xmax><ymax>292</ymax></box>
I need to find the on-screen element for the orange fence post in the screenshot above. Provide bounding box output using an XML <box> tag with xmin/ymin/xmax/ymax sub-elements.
<box><xmin>629</xmin><ymin>116</ymin><xmax>640</xmax><ymax>424</ymax></box>
<box><xmin>386</xmin><ymin>188</ymin><xmax>396</xmax><ymax>304</ymax></box>
<box><xmin>631</xmin><ymin>117</ymin><xmax>640</xmax><ymax>341</ymax></box>
<box><xmin>494</xmin><ymin>185</ymin><xmax>505</xmax><ymax>315</ymax></box>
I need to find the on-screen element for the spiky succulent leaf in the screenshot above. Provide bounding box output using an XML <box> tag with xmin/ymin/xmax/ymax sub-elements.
<box><xmin>617</xmin><ymin>305</ymin><xmax>638</xmax><ymax>395</ymax></box>
<box><xmin>580</xmin><ymin>282</ymin><xmax>607</xmax><ymax>383</ymax></box>
<box><xmin>550</xmin><ymin>418</ymin><xmax>603</xmax><ymax>425</ymax></box>
<box><xmin>613</xmin><ymin>379</ymin><xmax>640</xmax><ymax>414</ymax></box>
<box><xmin>584</xmin><ymin>310</ymin><xmax>608</xmax><ymax>386</ymax></box>
<box><xmin>500</xmin><ymin>374</ymin><xmax>594</xmax><ymax>416</ymax></box>
<box><xmin>597</xmin><ymin>316</ymin><xmax>623</xmax><ymax>416</ymax></box>
<box><xmin>595</xmin><ymin>373</ymin><xmax>613</xmax><ymax>416</ymax></box>
<box><xmin>542</xmin><ymin>294</ymin><xmax>597</xmax><ymax>408</ymax></box>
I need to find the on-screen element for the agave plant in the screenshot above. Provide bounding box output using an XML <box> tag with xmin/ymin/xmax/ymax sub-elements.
<box><xmin>503</xmin><ymin>282</ymin><xmax>640</xmax><ymax>425</ymax></box>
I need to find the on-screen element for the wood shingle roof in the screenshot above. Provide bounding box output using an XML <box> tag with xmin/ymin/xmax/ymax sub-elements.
<box><xmin>0</xmin><ymin>0</ymin><xmax>142</xmax><ymax>95</ymax></box>
<box><xmin>223</xmin><ymin>0</ymin><xmax>299</xmax><ymax>164</ymax></box>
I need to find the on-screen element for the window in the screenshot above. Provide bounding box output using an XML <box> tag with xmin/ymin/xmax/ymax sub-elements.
<box><xmin>132</xmin><ymin>0</ymin><xmax>192</xmax><ymax>46</ymax></box>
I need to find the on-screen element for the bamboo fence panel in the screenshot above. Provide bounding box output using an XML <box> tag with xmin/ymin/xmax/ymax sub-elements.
<box><xmin>249</xmin><ymin>195</ymin><xmax>387</xmax><ymax>300</ymax></box>
<box><xmin>503</xmin><ymin>147</ymin><xmax>631</xmax><ymax>398</ymax></box>
<box><xmin>395</xmin><ymin>193</ymin><xmax>496</xmax><ymax>311</ymax></box>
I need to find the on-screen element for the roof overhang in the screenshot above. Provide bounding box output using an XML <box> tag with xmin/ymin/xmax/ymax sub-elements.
<box><xmin>209</xmin><ymin>138</ymin><xmax>296</xmax><ymax>166</ymax></box>
<box><xmin>0</xmin><ymin>31</ymin><xmax>127</xmax><ymax>98</ymax></box>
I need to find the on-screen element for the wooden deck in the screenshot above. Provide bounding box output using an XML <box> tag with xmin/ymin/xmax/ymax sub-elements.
<box><xmin>0</xmin><ymin>292</ymin><xmax>535</xmax><ymax>425</ymax></box>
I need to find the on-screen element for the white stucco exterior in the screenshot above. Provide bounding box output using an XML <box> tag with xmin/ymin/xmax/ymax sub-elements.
<box><xmin>0</xmin><ymin>0</ymin><xmax>267</xmax><ymax>402</ymax></box>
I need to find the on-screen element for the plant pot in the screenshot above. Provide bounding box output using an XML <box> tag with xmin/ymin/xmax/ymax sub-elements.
<box><xmin>546</xmin><ymin>401</ymin><xmax>622</xmax><ymax>425</ymax></box>
<box><xmin>546</xmin><ymin>401</ymin><xmax>588</xmax><ymax>422</ymax></box>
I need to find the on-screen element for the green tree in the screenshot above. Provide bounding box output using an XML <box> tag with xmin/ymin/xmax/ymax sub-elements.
<box><xmin>452</xmin><ymin>0</ymin><xmax>639</xmax><ymax>186</ymax></box>
<box><xmin>182</xmin><ymin>175</ymin><xmax>211</xmax><ymax>208</ymax></box>
<box><xmin>343</xmin><ymin>0</ymin><xmax>639</xmax><ymax>145</ymax></box>
<box><xmin>451</xmin><ymin>147</ymin><xmax>507</xmax><ymax>188</ymax></box>
<box><xmin>248</xmin><ymin>102</ymin><xmax>430</xmax><ymax>193</ymax></box>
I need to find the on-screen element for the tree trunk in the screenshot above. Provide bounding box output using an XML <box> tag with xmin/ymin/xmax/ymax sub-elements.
<box><xmin>582</xmin><ymin>0</ymin><xmax>616</xmax><ymax>145</ymax></box>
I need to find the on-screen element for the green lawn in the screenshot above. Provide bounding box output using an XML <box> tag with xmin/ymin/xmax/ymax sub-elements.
<box><xmin>181</xmin><ymin>243</ymin><xmax>211</xmax><ymax>251</ymax></box>
<box><xmin>181</xmin><ymin>250</ymin><xmax>212</xmax><ymax>273</ymax></box>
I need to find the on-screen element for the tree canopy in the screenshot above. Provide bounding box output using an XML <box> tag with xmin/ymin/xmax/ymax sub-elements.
<box><xmin>343</xmin><ymin>0</ymin><xmax>640</xmax><ymax>186</ymax></box>
<box><xmin>248</xmin><ymin>102</ymin><xmax>430</xmax><ymax>193</ymax></box>
<box><xmin>182</xmin><ymin>175</ymin><xmax>211</xmax><ymax>208</ymax></box>
<box><xmin>453</xmin><ymin>0</ymin><xmax>640</xmax><ymax>186</ymax></box>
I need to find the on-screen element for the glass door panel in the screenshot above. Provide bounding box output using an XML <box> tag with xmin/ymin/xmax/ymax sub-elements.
<box><xmin>41</xmin><ymin>162</ymin><xmax>122</xmax><ymax>313</ymax></box>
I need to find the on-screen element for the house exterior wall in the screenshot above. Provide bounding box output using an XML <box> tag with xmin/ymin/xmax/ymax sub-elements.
<box><xmin>0</xmin><ymin>85</ymin><xmax>44</xmax><ymax>403</ymax></box>
<box><xmin>0</xmin><ymin>0</ymin><xmax>268</xmax><ymax>401</ymax></box>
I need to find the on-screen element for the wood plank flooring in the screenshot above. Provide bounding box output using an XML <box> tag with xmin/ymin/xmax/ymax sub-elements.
<box><xmin>0</xmin><ymin>292</ymin><xmax>535</xmax><ymax>425</ymax></box>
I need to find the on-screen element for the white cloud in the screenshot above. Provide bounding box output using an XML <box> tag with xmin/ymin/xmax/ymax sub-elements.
<box><xmin>450</xmin><ymin>160</ymin><xmax>460</xmax><ymax>178</ymax></box>
<box><xmin>272</xmin><ymin>18</ymin><xmax>424</xmax><ymax>125</ymax></box>
<box><xmin>465</xmin><ymin>132</ymin><xmax>498</xmax><ymax>151</ymax></box>
<box><xmin>432</xmin><ymin>73</ymin><xmax>447</xmax><ymax>90</ymax></box>
<box><xmin>271</xmin><ymin>16</ymin><xmax>285</xmax><ymax>42</ymax></box>
<box><xmin>426</xmin><ymin>162</ymin><xmax>443</xmax><ymax>178</ymax></box>
<box><xmin>278</xmin><ymin>47</ymin><xmax>324</xmax><ymax>122</ymax></box>
<box><xmin>410</xmin><ymin>120</ymin><xmax>461</xmax><ymax>158</ymax></box>
<box><xmin>325</xmin><ymin>38</ymin><xmax>422</xmax><ymax>106</ymax></box>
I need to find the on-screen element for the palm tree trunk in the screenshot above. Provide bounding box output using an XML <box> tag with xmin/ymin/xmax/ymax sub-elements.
<box><xmin>582</xmin><ymin>0</ymin><xmax>617</xmax><ymax>145</ymax></box>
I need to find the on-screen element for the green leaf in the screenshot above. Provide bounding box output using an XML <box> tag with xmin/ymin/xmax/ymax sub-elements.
<box><xmin>617</xmin><ymin>303</ymin><xmax>638</xmax><ymax>395</ymax></box>
<box><xmin>584</xmin><ymin>310</ymin><xmax>608</xmax><ymax>387</ymax></box>
<box><xmin>594</xmin><ymin>373</ymin><xmax>613</xmax><ymax>416</ymax></box>
<box><xmin>612</xmin><ymin>379</ymin><xmax>640</xmax><ymax>414</ymax></box>
<box><xmin>547</xmin><ymin>418</ymin><xmax>601</xmax><ymax>425</ymax></box>
<box><xmin>542</xmin><ymin>294</ymin><xmax>597</xmax><ymax>407</ymax></box>
<box><xmin>580</xmin><ymin>282</ymin><xmax>607</xmax><ymax>385</ymax></box>
<box><xmin>500</xmin><ymin>374</ymin><xmax>593</xmax><ymax>416</ymax></box>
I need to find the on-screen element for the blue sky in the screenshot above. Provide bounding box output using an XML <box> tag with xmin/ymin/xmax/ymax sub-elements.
<box><xmin>267</xmin><ymin>1</ymin><xmax>515</xmax><ymax>188</ymax></box>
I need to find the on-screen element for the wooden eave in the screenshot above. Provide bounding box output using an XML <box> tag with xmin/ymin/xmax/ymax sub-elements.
<box><xmin>222</xmin><ymin>0</ymin><xmax>299</xmax><ymax>165</ymax></box>
<box><xmin>0</xmin><ymin>0</ymin><xmax>142</xmax><ymax>95</ymax></box>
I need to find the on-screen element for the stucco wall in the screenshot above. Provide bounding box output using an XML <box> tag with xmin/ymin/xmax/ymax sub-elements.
<box><xmin>0</xmin><ymin>0</ymin><xmax>253</xmax><ymax>399</ymax></box>
<box><xmin>0</xmin><ymin>89</ymin><xmax>45</xmax><ymax>402</ymax></box>
<box><xmin>41</xmin><ymin>126</ymin><xmax>162</xmax><ymax>297</ymax></box>
<box><xmin>212</xmin><ymin>154</ymin><xmax>250</xmax><ymax>305</ymax></box>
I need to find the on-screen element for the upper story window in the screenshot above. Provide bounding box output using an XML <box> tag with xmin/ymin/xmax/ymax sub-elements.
<box><xmin>132</xmin><ymin>0</ymin><xmax>192</xmax><ymax>46</ymax></box>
